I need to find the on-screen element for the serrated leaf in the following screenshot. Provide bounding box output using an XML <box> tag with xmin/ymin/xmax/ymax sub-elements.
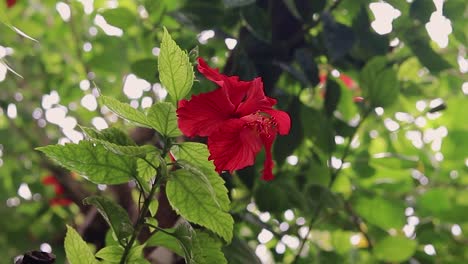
<box><xmin>81</xmin><ymin>127</ymin><xmax>136</xmax><ymax>146</ymax></box>
<box><xmin>98</xmin><ymin>141</ymin><xmax>159</xmax><ymax>157</ymax></box>
<box><xmin>64</xmin><ymin>225</ymin><xmax>98</xmax><ymax>264</ymax></box>
<box><xmin>37</xmin><ymin>141</ymin><xmax>136</xmax><ymax>184</ymax></box>
<box><xmin>83</xmin><ymin>196</ymin><xmax>134</xmax><ymax>245</ymax></box>
<box><xmin>374</xmin><ymin>235</ymin><xmax>417</xmax><ymax>262</ymax></box>
<box><xmin>192</xmin><ymin>231</ymin><xmax>227</xmax><ymax>264</ymax></box>
<box><xmin>146</xmin><ymin>102</ymin><xmax>182</xmax><ymax>137</ymax></box>
<box><xmin>95</xmin><ymin>245</ymin><xmax>124</xmax><ymax>262</ymax></box>
<box><xmin>170</xmin><ymin>142</ymin><xmax>230</xmax><ymax>211</ymax></box>
<box><xmin>176</xmin><ymin>160</ymin><xmax>222</xmax><ymax>210</ymax></box>
<box><xmin>99</xmin><ymin>96</ymin><xmax>151</xmax><ymax>127</ymax></box>
<box><xmin>82</xmin><ymin>126</ymin><xmax>159</xmax><ymax>157</ymax></box>
<box><xmin>158</xmin><ymin>28</ymin><xmax>194</xmax><ymax>102</ymax></box>
<box><xmin>167</xmin><ymin>169</ymin><xmax>233</xmax><ymax>242</ymax></box>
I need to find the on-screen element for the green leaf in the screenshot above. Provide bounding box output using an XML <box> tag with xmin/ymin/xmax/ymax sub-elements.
<box><xmin>101</xmin><ymin>7</ymin><xmax>136</xmax><ymax>28</ymax></box>
<box><xmin>37</xmin><ymin>141</ymin><xmax>136</xmax><ymax>184</ymax></box>
<box><xmin>241</xmin><ymin>5</ymin><xmax>272</xmax><ymax>42</ymax></box>
<box><xmin>81</xmin><ymin>127</ymin><xmax>136</xmax><ymax>146</ymax></box>
<box><xmin>273</xmin><ymin>98</ymin><xmax>304</xmax><ymax>165</ymax></box>
<box><xmin>158</xmin><ymin>28</ymin><xmax>194</xmax><ymax>102</ymax></box>
<box><xmin>417</xmin><ymin>188</ymin><xmax>452</xmax><ymax>215</ymax></box>
<box><xmin>331</xmin><ymin>230</ymin><xmax>353</xmax><ymax>254</ymax></box>
<box><xmin>127</xmin><ymin>245</ymin><xmax>146</xmax><ymax>263</ymax></box>
<box><xmin>336</xmin><ymin>81</ymin><xmax>358</xmax><ymax>121</ymax></box>
<box><xmin>131</xmin><ymin>58</ymin><xmax>158</xmax><ymax>82</ymax></box>
<box><xmin>324</xmin><ymin>80</ymin><xmax>341</xmax><ymax>116</ymax></box>
<box><xmin>322</xmin><ymin>13</ymin><xmax>356</xmax><ymax>61</ymax></box>
<box><xmin>146</xmin><ymin>102</ymin><xmax>182</xmax><ymax>137</ymax></box>
<box><xmin>64</xmin><ymin>225</ymin><xmax>98</xmax><ymax>264</ymax></box>
<box><xmin>147</xmin><ymin>229</ymin><xmax>186</xmax><ymax>258</ymax></box>
<box><xmin>410</xmin><ymin>0</ymin><xmax>434</xmax><ymax>22</ymax></box>
<box><xmin>172</xmin><ymin>221</ymin><xmax>197</xmax><ymax>262</ymax></box>
<box><xmin>137</xmin><ymin>152</ymin><xmax>160</xmax><ymax>182</ymax></box>
<box><xmin>82</xmin><ymin>127</ymin><xmax>159</xmax><ymax>157</ymax></box>
<box><xmin>148</xmin><ymin>199</ymin><xmax>159</xmax><ymax>216</ymax></box>
<box><xmin>403</xmin><ymin>27</ymin><xmax>451</xmax><ymax>73</ymax></box>
<box><xmin>97</xmin><ymin>141</ymin><xmax>159</xmax><ymax>157</ymax></box>
<box><xmin>374</xmin><ymin>235</ymin><xmax>417</xmax><ymax>262</ymax></box>
<box><xmin>83</xmin><ymin>196</ymin><xmax>134</xmax><ymax>245</ymax></box>
<box><xmin>223</xmin><ymin>236</ymin><xmax>261</xmax><ymax>264</ymax></box>
<box><xmin>170</xmin><ymin>142</ymin><xmax>230</xmax><ymax>211</ymax></box>
<box><xmin>254</xmin><ymin>182</ymin><xmax>290</xmax><ymax>213</ymax></box>
<box><xmin>192</xmin><ymin>231</ymin><xmax>227</xmax><ymax>264</ymax></box>
<box><xmin>147</xmin><ymin>220</ymin><xmax>196</xmax><ymax>263</ymax></box>
<box><xmin>0</xmin><ymin>2</ymin><xmax>11</xmax><ymax>26</ymax></box>
<box><xmin>359</xmin><ymin>56</ymin><xmax>399</xmax><ymax>107</ymax></box>
<box><xmin>95</xmin><ymin>245</ymin><xmax>124</xmax><ymax>262</ymax></box>
<box><xmin>167</xmin><ymin>169</ymin><xmax>233</xmax><ymax>242</ymax></box>
<box><xmin>99</xmin><ymin>96</ymin><xmax>151</xmax><ymax>128</ymax></box>
<box><xmin>351</xmin><ymin>6</ymin><xmax>388</xmax><ymax>60</ymax></box>
<box><xmin>354</xmin><ymin>196</ymin><xmax>405</xmax><ymax>230</ymax></box>
<box><xmin>305</xmin><ymin>184</ymin><xmax>342</xmax><ymax>212</ymax></box>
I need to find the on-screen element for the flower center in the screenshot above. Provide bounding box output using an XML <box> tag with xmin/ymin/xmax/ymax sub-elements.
<box><xmin>243</xmin><ymin>111</ymin><xmax>278</xmax><ymax>138</ymax></box>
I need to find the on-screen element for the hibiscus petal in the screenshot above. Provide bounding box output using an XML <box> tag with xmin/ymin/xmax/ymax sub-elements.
<box><xmin>263</xmin><ymin>109</ymin><xmax>291</xmax><ymax>135</ymax></box>
<box><xmin>197</xmin><ymin>58</ymin><xmax>251</xmax><ymax>107</ymax></box>
<box><xmin>235</xmin><ymin>78</ymin><xmax>274</xmax><ymax>116</ymax></box>
<box><xmin>260</xmin><ymin>135</ymin><xmax>276</xmax><ymax>181</ymax></box>
<box><xmin>208</xmin><ymin>119</ymin><xmax>262</xmax><ymax>173</ymax></box>
<box><xmin>177</xmin><ymin>87</ymin><xmax>235</xmax><ymax>137</ymax></box>
<box><xmin>197</xmin><ymin>58</ymin><xmax>225</xmax><ymax>86</ymax></box>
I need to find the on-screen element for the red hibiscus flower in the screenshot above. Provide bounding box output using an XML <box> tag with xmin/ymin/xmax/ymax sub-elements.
<box><xmin>6</xmin><ymin>0</ymin><xmax>17</xmax><ymax>8</ymax></box>
<box><xmin>177</xmin><ymin>58</ymin><xmax>291</xmax><ymax>181</ymax></box>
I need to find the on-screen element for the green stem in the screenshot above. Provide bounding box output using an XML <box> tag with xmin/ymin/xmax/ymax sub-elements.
<box><xmin>119</xmin><ymin>164</ymin><xmax>167</xmax><ymax>264</ymax></box>
<box><xmin>147</xmin><ymin>223</ymin><xmax>175</xmax><ymax>237</ymax></box>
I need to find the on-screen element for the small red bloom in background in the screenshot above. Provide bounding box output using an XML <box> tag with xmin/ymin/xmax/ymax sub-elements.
<box><xmin>6</xmin><ymin>0</ymin><xmax>17</xmax><ymax>8</ymax></box>
<box><xmin>41</xmin><ymin>175</ymin><xmax>73</xmax><ymax>206</ymax></box>
<box><xmin>318</xmin><ymin>71</ymin><xmax>363</xmax><ymax>102</ymax></box>
<box><xmin>177</xmin><ymin>58</ymin><xmax>291</xmax><ymax>181</ymax></box>
<box><xmin>339</xmin><ymin>74</ymin><xmax>356</xmax><ymax>89</ymax></box>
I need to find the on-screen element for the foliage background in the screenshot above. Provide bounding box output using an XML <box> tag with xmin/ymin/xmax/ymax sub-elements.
<box><xmin>0</xmin><ymin>0</ymin><xmax>467</xmax><ymax>263</ymax></box>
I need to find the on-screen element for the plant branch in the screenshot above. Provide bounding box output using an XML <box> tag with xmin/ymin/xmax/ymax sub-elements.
<box><xmin>119</xmin><ymin>164</ymin><xmax>166</xmax><ymax>264</ymax></box>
